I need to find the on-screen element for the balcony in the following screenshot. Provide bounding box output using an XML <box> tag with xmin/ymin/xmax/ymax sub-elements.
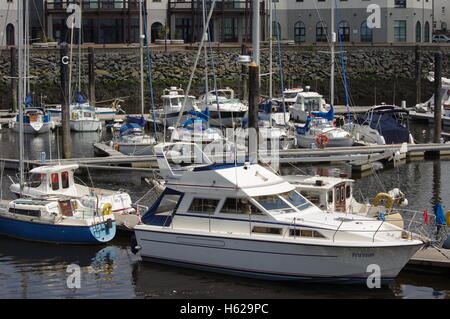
<box><xmin>168</xmin><ymin>0</ymin><xmax>251</xmax><ymax>12</ymax></box>
<box><xmin>46</xmin><ymin>0</ymin><xmax>140</xmax><ymax>11</ymax></box>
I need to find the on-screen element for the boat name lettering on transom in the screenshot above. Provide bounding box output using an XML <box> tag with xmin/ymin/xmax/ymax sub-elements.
<box><xmin>352</xmin><ymin>252</ymin><xmax>375</xmax><ymax>258</ymax></box>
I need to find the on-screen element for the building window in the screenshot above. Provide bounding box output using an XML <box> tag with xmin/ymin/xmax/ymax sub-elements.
<box><xmin>338</xmin><ymin>21</ymin><xmax>350</xmax><ymax>42</ymax></box>
<box><xmin>394</xmin><ymin>20</ymin><xmax>406</xmax><ymax>42</ymax></box>
<box><xmin>316</xmin><ymin>21</ymin><xmax>327</xmax><ymax>42</ymax></box>
<box><xmin>6</xmin><ymin>23</ymin><xmax>14</xmax><ymax>46</ymax></box>
<box><xmin>424</xmin><ymin>21</ymin><xmax>430</xmax><ymax>42</ymax></box>
<box><xmin>394</xmin><ymin>0</ymin><xmax>406</xmax><ymax>8</ymax></box>
<box><xmin>272</xmin><ymin>21</ymin><xmax>281</xmax><ymax>39</ymax></box>
<box><xmin>360</xmin><ymin>21</ymin><xmax>373</xmax><ymax>42</ymax></box>
<box><xmin>294</xmin><ymin>21</ymin><xmax>306</xmax><ymax>42</ymax></box>
<box><xmin>415</xmin><ymin>21</ymin><xmax>421</xmax><ymax>42</ymax></box>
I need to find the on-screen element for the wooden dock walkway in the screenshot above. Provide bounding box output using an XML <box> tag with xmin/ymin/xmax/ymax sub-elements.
<box><xmin>2</xmin><ymin>142</ymin><xmax>450</xmax><ymax>174</ymax></box>
<box><xmin>409</xmin><ymin>111</ymin><xmax>450</xmax><ymax>127</ymax></box>
<box><xmin>407</xmin><ymin>246</ymin><xmax>450</xmax><ymax>273</ymax></box>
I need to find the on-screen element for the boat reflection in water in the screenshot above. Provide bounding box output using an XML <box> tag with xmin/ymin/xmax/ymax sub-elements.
<box><xmin>0</xmin><ymin>236</ymin><xmax>120</xmax><ymax>298</ymax></box>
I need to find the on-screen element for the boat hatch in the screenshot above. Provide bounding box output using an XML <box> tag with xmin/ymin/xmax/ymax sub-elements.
<box><xmin>58</xmin><ymin>200</ymin><xmax>73</xmax><ymax>217</ymax></box>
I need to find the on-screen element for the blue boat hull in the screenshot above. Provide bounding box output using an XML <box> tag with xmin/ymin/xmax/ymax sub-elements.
<box><xmin>0</xmin><ymin>216</ymin><xmax>116</xmax><ymax>245</ymax></box>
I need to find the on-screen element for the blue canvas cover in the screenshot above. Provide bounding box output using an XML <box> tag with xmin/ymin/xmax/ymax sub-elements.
<box><xmin>119</xmin><ymin>123</ymin><xmax>141</xmax><ymax>136</ymax></box>
<box><xmin>296</xmin><ymin>117</ymin><xmax>312</xmax><ymax>135</ymax></box>
<box><xmin>356</xmin><ymin>113</ymin><xmax>409</xmax><ymax>144</ymax></box>
<box><xmin>311</xmin><ymin>105</ymin><xmax>334</xmax><ymax>121</ymax></box>
<box><xmin>127</xmin><ymin>115</ymin><xmax>146</xmax><ymax>128</ymax></box>
<box><xmin>24</xmin><ymin>94</ymin><xmax>32</xmax><ymax>106</ymax></box>
<box><xmin>75</xmin><ymin>92</ymin><xmax>87</xmax><ymax>104</ymax></box>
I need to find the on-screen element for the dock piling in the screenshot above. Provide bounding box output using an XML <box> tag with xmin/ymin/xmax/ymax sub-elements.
<box><xmin>60</xmin><ymin>43</ymin><xmax>72</xmax><ymax>159</ymax></box>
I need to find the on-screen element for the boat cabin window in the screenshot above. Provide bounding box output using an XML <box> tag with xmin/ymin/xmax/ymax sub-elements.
<box><xmin>28</xmin><ymin>173</ymin><xmax>45</xmax><ymax>188</ymax></box>
<box><xmin>299</xmin><ymin>190</ymin><xmax>320</xmax><ymax>205</ymax></box>
<box><xmin>304</xmin><ymin>97</ymin><xmax>320</xmax><ymax>112</ymax></box>
<box><xmin>252</xmin><ymin>226</ymin><xmax>282</xmax><ymax>235</ymax></box>
<box><xmin>8</xmin><ymin>207</ymin><xmax>41</xmax><ymax>217</ymax></box>
<box><xmin>289</xmin><ymin>229</ymin><xmax>326</xmax><ymax>238</ymax></box>
<box><xmin>346</xmin><ymin>185</ymin><xmax>351</xmax><ymax>199</ymax></box>
<box><xmin>84</xmin><ymin>112</ymin><xmax>93</xmax><ymax>118</ymax></box>
<box><xmin>51</xmin><ymin>173</ymin><xmax>59</xmax><ymax>190</ymax></box>
<box><xmin>327</xmin><ymin>191</ymin><xmax>333</xmax><ymax>204</ymax></box>
<box><xmin>188</xmin><ymin>198</ymin><xmax>220</xmax><ymax>214</ymax></box>
<box><xmin>220</xmin><ymin>198</ymin><xmax>264</xmax><ymax>215</ymax></box>
<box><xmin>62</xmin><ymin>171</ymin><xmax>70</xmax><ymax>189</ymax></box>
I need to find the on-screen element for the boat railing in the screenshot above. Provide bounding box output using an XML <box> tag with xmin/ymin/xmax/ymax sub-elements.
<box><xmin>330</xmin><ymin>215</ymin><xmax>430</xmax><ymax>243</ymax></box>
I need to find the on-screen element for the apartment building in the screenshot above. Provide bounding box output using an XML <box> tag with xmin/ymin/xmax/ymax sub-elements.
<box><xmin>273</xmin><ymin>0</ymin><xmax>433</xmax><ymax>43</ymax></box>
<box><xmin>0</xmin><ymin>0</ymin><xmax>18</xmax><ymax>46</ymax></box>
<box><xmin>434</xmin><ymin>0</ymin><xmax>450</xmax><ymax>32</ymax></box>
<box><xmin>18</xmin><ymin>0</ymin><xmax>435</xmax><ymax>45</ymax></box>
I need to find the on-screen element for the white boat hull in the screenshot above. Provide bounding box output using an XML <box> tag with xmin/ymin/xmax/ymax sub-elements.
<box><xmin>70</xmin><ymin>120</ymin><xmax>102</xmax><ymax>132</ymax></box>
<box><xmin>135</xmin><ymin>227</ymin><xmax>422</xmax><ymax>283</ymax></box>
<box><xmin>10</xmin><ymin>122</ymin><xmax>53</xmax><ymax>134</ymax></box>
<box><xmin>115</xmin><ymin>143</ymin><xmax>155</xmax><ymax>155</ymax></box>
<box><xmin>296</xmin><ymin>134</ymin><xmax>354</xmax><ymax>148</ymax></box>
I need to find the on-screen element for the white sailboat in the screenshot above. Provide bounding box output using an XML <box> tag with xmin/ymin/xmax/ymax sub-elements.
<box><xmin>67</xmin><ymin>6</ymin><xmax>101</xmax><ymax>132</ymax></box>
<box><xmin>133</xmin><ymin>142</ymin><xmax>426</xmax><ymax>283</ymax></box>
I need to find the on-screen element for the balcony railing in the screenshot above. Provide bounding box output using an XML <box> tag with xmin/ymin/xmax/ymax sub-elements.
<box><xmin>46</xmin><ymin>0</ymin><xmax>140</xmax><ymax>10</ymax></box>
<box><xmin>168</xmin><ymin>0</ymin><xmax>251</xmax><ymax>11</ymax></box>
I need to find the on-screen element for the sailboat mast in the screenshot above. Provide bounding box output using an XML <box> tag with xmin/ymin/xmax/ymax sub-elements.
<box><xmin>203</xmin><ymin>0</ymin><xmax>209</xmax><ymax>106</ymax></box>
<box><xmin>18</xmin><ymin>0</ymin><xmax>24</xmax><ymax>189</ymax></box>
<box><xmin>268</xmin><ymin>0</ymin><xmax>272</xmax><ymax>99</ymax></box>
<box><xmin>78</xmin><ymin>4</ymin><xmax>82</xmax><ymax>95</ymax></box>
<box><xmin>139</xmin><ymin>0</ymin><xmax>145</xmax><ymax>115</ymax></box>
<box><xmin>252</xmin><ymin>0</ymin><xmax>260</xmax><ymax>66</ymax></box>
<box><xmin>330</xmin><ymin>0</ymin><xmax>335</xmax><ymax>107</ymax></box>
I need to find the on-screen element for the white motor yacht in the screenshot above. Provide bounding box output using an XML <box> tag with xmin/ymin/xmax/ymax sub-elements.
<box><xmin>153</xmin><ymin>87</ymin><xmax>197</xmax><ymax>128</ymax></box>
<box><xmin>289</xmin><ymin>86</ymin><xmax>328</xmax><ymax>123</ymax></box>
<box><xmin>197</xmin><ymin>88</ymin><xmax>248</xmax><ymax>127</ymax></box>
<box><xmin>133</xmin><ymin>142</ymin><xmax>426</xmax><ymax>284</ymax></box>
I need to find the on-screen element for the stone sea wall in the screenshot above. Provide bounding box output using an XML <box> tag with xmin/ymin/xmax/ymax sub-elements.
<box><xmin>0</xmin><ymin>45</ymin><xmax>449</xmax><ymax>113</ymax></box>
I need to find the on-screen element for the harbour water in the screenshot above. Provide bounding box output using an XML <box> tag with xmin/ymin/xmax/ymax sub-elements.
<box><xmin>0</xmin><ymin>122</ymin><xmax>449</xmax><ymax>299</ymax></box>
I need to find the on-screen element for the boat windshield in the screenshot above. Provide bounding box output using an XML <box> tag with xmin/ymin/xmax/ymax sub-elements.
<box><xmin>284</xmin><ymin>92</ymin><xmax>299</xmax><ymax>99</ymax></box>
<box><xmin>255</xmin><ymin>191</ymin><xmax>312</xmax><ymax>214</ymax></box>
<box><xmin>279</xmin><ymin>191</ymin><xmax>312</xmax><ymax>211</ymax></box>
<box><xmin>304</xmin><ymin>98</ymin><xmax>321</xmax><ymax>111</ymax></box>
<box><xmin>27</xmin><ymin>173</ymin><xmax>45</xmax><ymax>188</ymax></box>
